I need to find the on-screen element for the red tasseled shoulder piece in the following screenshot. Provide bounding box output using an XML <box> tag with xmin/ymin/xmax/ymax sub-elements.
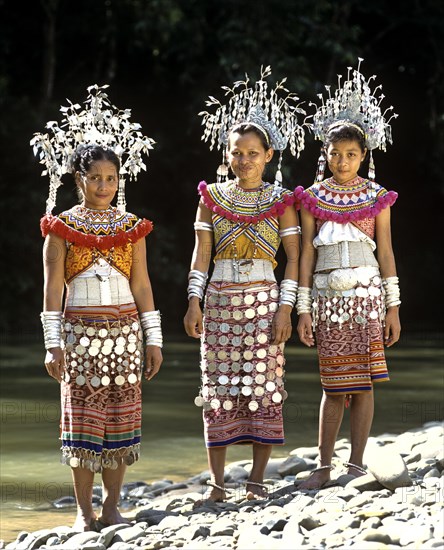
<box><xmin>40</xmin><ymin>214</ymin><xmax>153</xmax><ymax>250</ymax></box>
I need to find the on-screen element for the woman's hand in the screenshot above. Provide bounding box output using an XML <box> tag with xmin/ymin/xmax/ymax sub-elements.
<box><xmin>44</xmin><ymin>347</ymin><xmax>65</xmax><ymax>382</ymax></box>
<box><xmin>144</xmin><ymin>345</ymin><xmax>163</xmax><ymax>381</ymax></box>
<box><xmin>271</xmin><ymin>306</ymin><xmax>292</xmax><ymax>345</ymax></box>
<box><xmin>183</xmin><ymin>301</ymin><xmax>203</xmax><ymax>339</ymax></box>
<box><xmin>297</xmin><ymin>313</ymin><xmax>315</xmax><ymax>347</ymax></box>
<box><xmin>384</xmin><ymin>307</ymin><xmax>401</xmax><ymax>347</ymax></box>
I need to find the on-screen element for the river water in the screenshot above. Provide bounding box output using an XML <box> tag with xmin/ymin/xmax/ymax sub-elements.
<box><xmin>1</xmin><ymin>337</ymin><xmax>442</xmax><ymax>543</ymax></box>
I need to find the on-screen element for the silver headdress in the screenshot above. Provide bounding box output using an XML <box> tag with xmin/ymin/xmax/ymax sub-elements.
<box><xmin>199</xmin><ymin>65</ymin><xmax>307</xmax><ymax>187</ymax></box>
<box><xmin>30</xmin><ymin>84</ymin><xmax>155</xmax><ymax>214</ymax></box>
<box><xmin>310</xmin><ymin>58</ymin><xmax>398</xmax><ymax>181</ymax></box>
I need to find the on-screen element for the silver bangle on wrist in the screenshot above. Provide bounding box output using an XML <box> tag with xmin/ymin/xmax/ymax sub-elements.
<box><xmin>279</xmin><ymin>279</ymin><xmax>299</xmax><ymax>307</ymax></box>
<box><xmin>296</xmin><ymin>287</ymin><xmax>312</xmax><ymax>315</ymax></box>
<box><xmin>187</xmin><ymin>269</ymin><xmax>208</xmax><ymax>301</ymax></box>
<box><xmin>40</xmin><ymin>311</ymin><xmax>63</xmax><ymax>350</ymax></box>
<box><xmin>140</xmin><ymin>310</ymin><xmax>163</xmax><ymax>348</ymax></box>
<box><xmin>382</xmin><ymin>276</ymin><xmax>401</xmax><ymax>308</ymax></box>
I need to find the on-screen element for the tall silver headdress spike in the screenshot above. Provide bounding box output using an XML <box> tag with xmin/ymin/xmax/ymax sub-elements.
<box><xmin>30</xmin><ymin>84</ymin><xmax>155</xmax><ymax>214</ymax></box>
<box><xmin>199</xmin><ymin>65</ymin><xmax>307</xmax><ymax>188</ymax></box>
<box><xmin>309</xmin><ymin>58</ymin><xmax>398</xmax><ymax>181</ymax></box>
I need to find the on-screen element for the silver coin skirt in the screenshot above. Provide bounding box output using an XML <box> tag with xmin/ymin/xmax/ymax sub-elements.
<box><xmin>60</xmin><ymin>303</ymin><xmax>143</xmax><ymax>471</ymax></box>
<box><xmin>196</xmin><ymin>282</ymin><xmax>287</xmax><ymax>447</ymax></box>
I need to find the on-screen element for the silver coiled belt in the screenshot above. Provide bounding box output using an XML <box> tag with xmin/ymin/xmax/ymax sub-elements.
<box><xmin>315</xmin><ymin>241</ymin><xmax>379</xmax><ymax>272</ymax></box>
<box><xmin>65</xmin><ymin>276</ymin><xmax>134</xmax><ymax>306</ymax></box>
<box><xmin>211</xmin><ymin>259</ymin><xmax>276</xmax><ymax>284</ymax></box>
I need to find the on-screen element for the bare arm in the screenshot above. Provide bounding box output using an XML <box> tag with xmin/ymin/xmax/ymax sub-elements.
<box><xmin>42</xmin><ymin>233</ymin><xmax>67</xmax><ymax>381</ymax></box>
<box><xmin>130</xmin><ymin>237</ymin><xmax>163</xmax><ymax>380</ymax></box>
<box><xmin>297</xmin><ymin>206</ymin><xmax>317</xmax><ymax>347</ymax></box>
<box><xmin>271</xmin><ymin>205</ymin><xmax>300</xmax><ymax>345</ymax></box>
<box><xmin>183</xmin><ymin>200</ymin><xmax>213</xmax><ymax>338</ymax></box>
<box><xmin>375</xmin><ymin>207</ymin><xmax>401</xmax><ymax>347</ymax></box>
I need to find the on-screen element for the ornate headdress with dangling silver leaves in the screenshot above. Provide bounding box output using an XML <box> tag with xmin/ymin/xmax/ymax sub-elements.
<box><xmin>309</xmin><ymin>58</ymin><xmax>398</xmax><ymax>182</ymax></box>
<box><xmin>199</xmin><ymin>65</ymin><xmax>307</xmax><ymax>192</ymax></box>
<box><xmin>30</xmin><ymin>84</ymin><xmax>155</xmax><ymax>214</ymax></box>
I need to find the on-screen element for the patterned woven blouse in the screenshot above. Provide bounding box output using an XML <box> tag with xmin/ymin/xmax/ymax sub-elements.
<box><xmin>40</xmin><ymin>206</ymin><xmax>153</xmax><ymax>283</ymax></box>
<box><xmin>297</xmin><ymin>177</ymin><xmax>398</xmax><ymax>238</ymax></box>
<box><xmin>198</xmin><ymin>180</ymin><xmax>298</xmax><ymax>267</ymax></box>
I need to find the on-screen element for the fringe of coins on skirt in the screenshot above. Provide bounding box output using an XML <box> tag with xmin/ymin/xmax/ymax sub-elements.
<box><xmin>195</xmin><ymin>281</ymin><xmax>287</xmax><ymax>447</ymax></box>
<box><xmin>314</xmin><ymin>274</ymin><xmax>390</xmax><ymax>395</ymax></box>
<box><xmin>60</xmin><ymin>302</ymin><xmax>143</xmax><ymax>472</ymax></box>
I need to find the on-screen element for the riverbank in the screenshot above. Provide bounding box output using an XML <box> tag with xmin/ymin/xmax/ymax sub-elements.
<box><xmin>2</xmin><ymin>420</ymin><xmax>443</xmax><ymax>550</ymax></box>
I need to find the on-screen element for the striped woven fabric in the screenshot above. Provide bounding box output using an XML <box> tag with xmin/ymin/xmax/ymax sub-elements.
<box><xmin>60</xmin><ymin>303</ymin><xmax>142</xmax><ymax>471</ymax></box>
<box><xmin>316</xmin><ymin>299</ymin><xmax>389</xmax><ymax>394</ymax></box>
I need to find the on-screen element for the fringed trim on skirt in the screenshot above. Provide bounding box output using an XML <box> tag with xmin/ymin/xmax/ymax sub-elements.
<box><xmin>60</xmin><ymin>443</ymin><xmax>140</xmax><ymax>472</ymax></box>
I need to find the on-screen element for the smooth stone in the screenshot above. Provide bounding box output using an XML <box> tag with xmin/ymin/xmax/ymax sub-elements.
<box><xmin>175</xmin><ymin>525</ymin><xmax>211</xmax><ymax>541</ymax></box>
<box><xmin>365</xmin><ymin>445</ymin><xmax>413</xmax><ymax>490</ymax></box>
<box><xmin>225</xmin><ymin>465</ymin><xmax>249</xmax><ymax>482</ymax></box>
<box><xmin>157</xmin><ymin>514</ymin><xmax>190</xmax><ymax>530</ymax></box>
<box><xmin>61</xmin><ymin>532</ymin><xmax>101</xmax><ymax>548</ymax></box>
<box><xmin>298</xmin><ymin>515</ymin><xmax>322</xmax><ymax>531</ymax></box>
<box><xmin>78</xmin><ymin>543</ymin><xmax>106</xmax><ymax>550</ymax></box>
<box><xmin>348</xmin><ymin>473</ymin><xmax>385</xmax><ymax>492</ymax></box>
<box><xmin>358</xmin><ymin>528</ymin><xmax>392</xmax><ymax>544</ymax></box>
<box><xmin>97</xmin><ymin>524</ymin><xmax>132</xmax><ymax>547</ymax></box>
<box><xmin>237</xmin><ymin>528</ymin><xmax>282</xmax><ymax>550</ymax></box>
<box><xmin>277</xmin><ymin>456</ymin><xmax>307</xmax><ymax>476</ymax></box>
<box><xmin>259</xmin><ymin>518</ymin><xmax>288</xmax><ymax>535</ymax></box>
<box><xmin>209</xmin><ymin>517</ymin><xmax>236</xmax><ymax>537</ymax></box>
<box><xmin>399</xmin><ymin>524</ymin><xmax>434</xmax><ymax>546</ymax></box>
<box><xmin>424</xmin><ymin>468</ymin><xmax>441</xmax><ymax>479</ymax></box>
<box><xmin>289</xmin><ymin>446</ymin><xmax>319</xmax><ymax>460</ymax></box>
<box><xmin>110</xmin><ymin>523</ymin><xmax>147</xmax><ymax>544</ymax></box>
<box><xmin>281</xmin><ymin>516</ymin><xmax>306</xmax><ymax>548</ymax></box>
<box><xmin>361</xmin><ymin>517</ymin><xmax>382</xmax><ymax>529</ymax></box>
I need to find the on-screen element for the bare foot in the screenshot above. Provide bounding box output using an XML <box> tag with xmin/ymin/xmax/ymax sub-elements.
<box><xmin>245</xmin><ymin>481</ymin><xmax>268</xmax><ymax>500</ymax></box>
<box><xmin>297</xmin><ymin>468</ymin><xmax>331</xmax><ymax>490</ymax></box>
<box><xmin>346</xmin><ymin>464</ymin><xmax>366</xmax><ymax>478</ymax></box>
<box><xmin>72</xmin><ymin>512</ymin><xmax>98</xmax><ymax>532</ymax></box>
<box><xmin>97</xmin><ymin>508</ymin><xmax>130</xmax><ymax>527</ymax></box>
<box><xmin>193</xmin><ymin>484</ymin><xmax>226</xmax><ymax>508</ymax></box>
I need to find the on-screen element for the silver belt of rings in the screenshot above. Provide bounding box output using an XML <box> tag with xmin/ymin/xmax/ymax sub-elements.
<box><xmin>211</xmin><ymin>259</ymin><xmax>276</xmax><ymax>284</ymax></box>
<box><xmin>315</xmin><ymin>241</ymin><xmax>379</xmax><ymax>272</ymax></box>
<box><xmin>66</xmin><ymin>275</ymin><xmax>134</xmax><ymax>307</ymax></box>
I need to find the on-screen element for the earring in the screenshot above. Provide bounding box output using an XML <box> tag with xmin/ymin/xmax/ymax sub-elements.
<box><xmin>116</xmin><ymin>177</ymin><xmax>126</xmax><ymax>213</ymax></box>
<box><xmin>315</xmin><ymin>150</ymin><xmax>326</xmax><ymax>182</ymax></box>
<box><xmin>216</xmin><ymin>147</ymin><xmax>229</xmax><ymax>183</ymax></box>
<box><xmin>368</xmin><ymin>150</ymin><xmax>375</xmax><ymax>181</ymax></box>
<box><xmin>272</xmin><ymin>151</ymin><xmax>283</xmax><ymax>197</ymax></box>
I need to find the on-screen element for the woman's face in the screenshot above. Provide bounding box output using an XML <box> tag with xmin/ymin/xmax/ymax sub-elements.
<box><xmin>325</xmin><ymin>139</ymin><xmax>366</xmax><ymax>184</ymax></box>
<box><xmin>227</xmin><ymin>131</ymin><xmax>273</xmax><ymax>186</ymax></box>
<box><xmin>76</xmin><ymin>160</ymin><xmax>118</xmax><ymax>210</ymax></box>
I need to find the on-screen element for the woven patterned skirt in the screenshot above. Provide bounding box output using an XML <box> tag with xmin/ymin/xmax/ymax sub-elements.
<box><xmin>196</xmin><ymin>281</ymin><xmax>287</xmax><ymax>447</ymax></box>
<box><xmin>60</xmin><ymin>303</ymin><xmax>143</xmax><ymax>471</ymax></box>
<box><xmin>316</xmin><ymin>297</ymin><xmax>389</xmax><ymax>395</ymax></box>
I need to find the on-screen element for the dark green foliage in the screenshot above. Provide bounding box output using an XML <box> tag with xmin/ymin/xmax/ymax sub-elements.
<box><xmin>0</xmin><ymin>0</ymin><xmax>443</xmax><ymax>334</ymax></box>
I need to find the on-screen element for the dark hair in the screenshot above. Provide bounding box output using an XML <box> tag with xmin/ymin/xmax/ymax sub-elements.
<box><xmin>324</xmin><ymin>123</ymin><xmax>367</xmax><ymax>153</ymax></box>
<box><xmin>71</xmin><ymin>145</ymin><xmax>120</xmax><ymax>175</ymax></box>
<box><xmin>228</xmin><ymin>122</ymin><xmax>271</xmax><ymax>151</ymax></box>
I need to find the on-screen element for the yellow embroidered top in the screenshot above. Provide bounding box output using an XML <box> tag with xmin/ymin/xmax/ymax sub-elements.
<box><xmin>198</xmin><ymin>181</ymin><xmax>298</xmax><ymax>269</ymax></box>
<box><xmin>40</xmin><ymin>205</ymin><xmax>153</xmax><ymax>283</ymax></box>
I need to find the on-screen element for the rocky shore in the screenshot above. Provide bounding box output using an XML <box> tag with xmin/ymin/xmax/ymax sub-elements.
<box><xmin>2</xmin><ymin>420</ymin><xmax>443</xmax><ymax>550</ymax></box>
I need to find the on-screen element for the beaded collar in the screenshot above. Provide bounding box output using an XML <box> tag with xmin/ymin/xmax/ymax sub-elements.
<box><xmin>298</xmin><ymin>177</ymin><xmax>397</xmax><ymax>223</ymax></box>
<box><xmin>40</xmin><ymin>205</ymin><xmax>153</xmax><ymax>249</ymax></box>
<box><xmin>198</xmin><ymin>180</ymin><xmax>298</xmax><ymax>222</ymax></box>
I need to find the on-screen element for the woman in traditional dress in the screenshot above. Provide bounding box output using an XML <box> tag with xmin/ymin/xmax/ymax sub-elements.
<box><xmin>34</xmin><ymin>87</ymin><xmax>163</xmax><ymax>530</ymax></box>
<box><xmin>184</xmin><ymin>68</ymin><xmax>306</xmax><ymax>501</ymax></box>
<box><xmin>296</xmin><ymin>62</ymin><xmax>401</xmax><ymax>489</ymax></box>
